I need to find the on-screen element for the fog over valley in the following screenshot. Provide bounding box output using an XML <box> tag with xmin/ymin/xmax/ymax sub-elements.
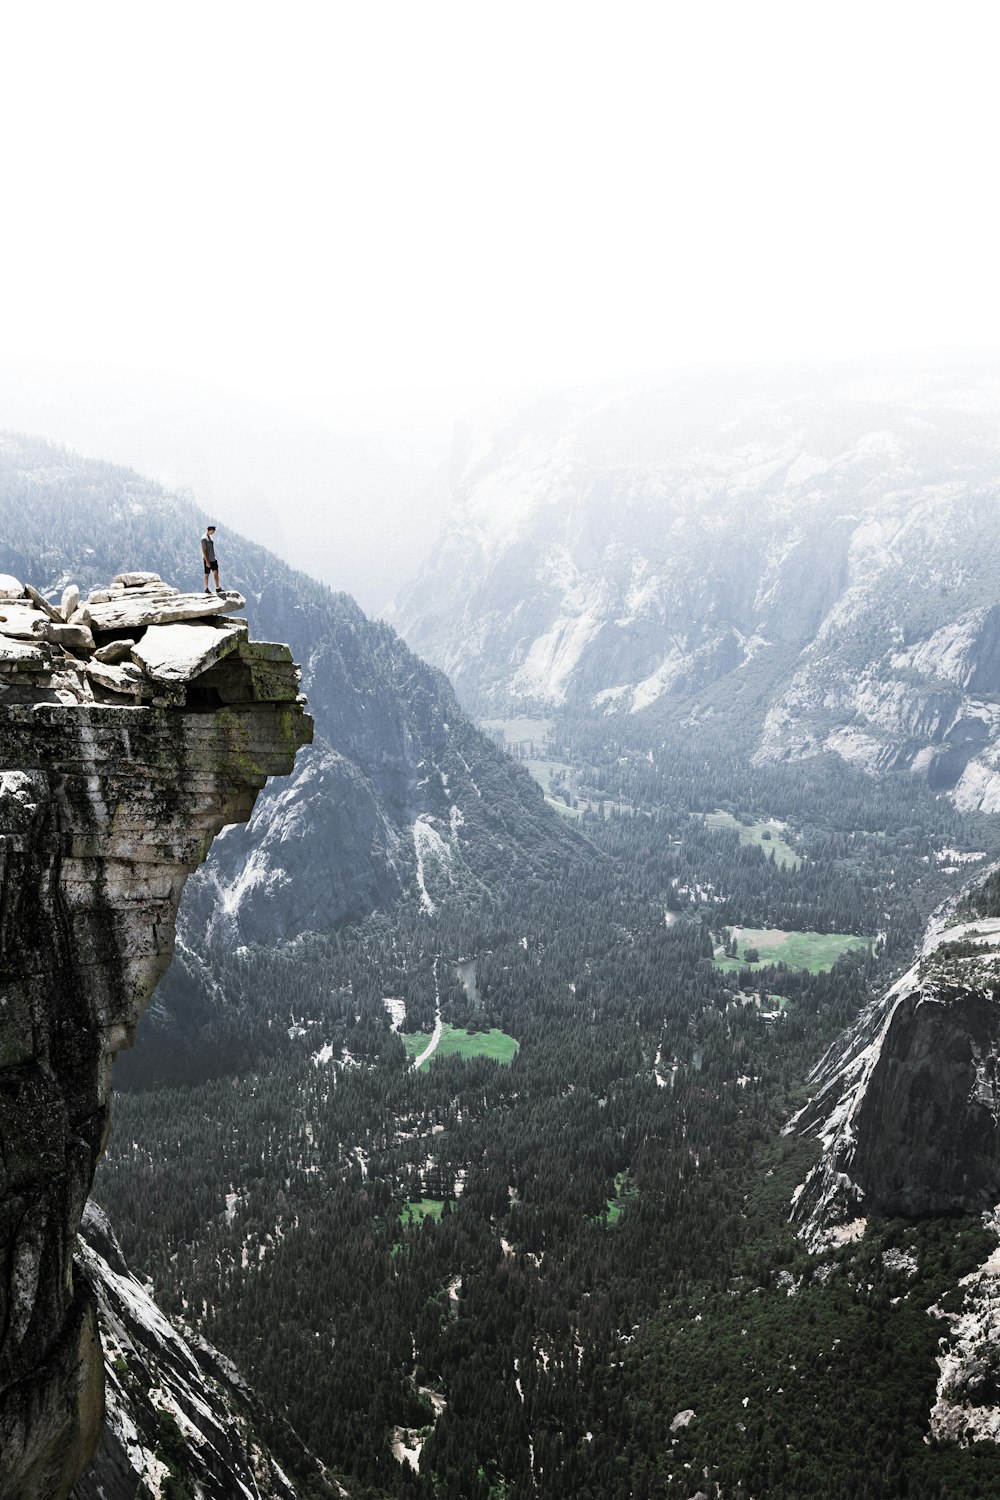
<box><xmin>4</xmin><ymin>6</ymin><xmax>1000</xmax><ymax>1500</ymax></box>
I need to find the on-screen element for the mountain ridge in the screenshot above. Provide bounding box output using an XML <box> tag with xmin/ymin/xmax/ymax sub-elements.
<box><xmin>0</xmin><ymin>432</ymin><xmax>583</xmax><ymax>954</ymax></box>
<box><xmin>0</xmin><ymin>358</ymin><xmax>446</xmax><ymax>611</ymax></box>
<box><xmin>393</xmin><ymin>355</ymin><xmax>1000</xmax><ymax>807</ymax></box>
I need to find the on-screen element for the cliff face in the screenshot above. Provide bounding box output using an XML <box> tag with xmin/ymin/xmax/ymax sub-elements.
<box><xmin>788</xmin><ymin>908</ymin><xmax>1000</xmax><ymax>1247</ymax></box>
<box><xmin>391</xmin><ymin>358</ymin><xmax>1000</xmax><ymax>809</ymax></box>
<box><xmin>72</xmin><ymin>1203</ymin><xmax>304</xmax><ymax>1500</ymax></box>
<box><xmin>0</xmin><ymin>573</ymin><xmax>311</xmax><ymax>1500</ymax></box>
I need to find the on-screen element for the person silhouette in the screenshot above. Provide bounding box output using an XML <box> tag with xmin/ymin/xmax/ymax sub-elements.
<box><xmin>201</xmin><ymin>526</ymin><xmax>220</xmax><ymax>594</ymax></box>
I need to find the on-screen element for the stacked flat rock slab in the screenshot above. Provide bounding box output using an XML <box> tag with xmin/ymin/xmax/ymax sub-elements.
<box><xmin>131</xmin><ymin>618</ymin><xmax>248</xmax><ymax>682</ymax></box>
<box><xmin>0</xmin><ymin>572</ymin><xmax>313</xmax><ymax>1500</ymax></box>
<box><xmin>0</xmin><ymin>573</ymin><xmax>279</xmax><ymax>713</ymax></box>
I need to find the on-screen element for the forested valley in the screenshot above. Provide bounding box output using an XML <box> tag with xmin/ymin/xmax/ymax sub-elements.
<box><xmin>92</xmin><ymin>716</ymin><xmax>1000</xmax><ymax>1500</ymax></box>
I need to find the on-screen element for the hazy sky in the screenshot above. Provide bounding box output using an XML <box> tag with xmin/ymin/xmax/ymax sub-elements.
<box><xmin>2</xmin><ymin>1</ymin><xmax>996</xmax><ymax>433</ymax></box>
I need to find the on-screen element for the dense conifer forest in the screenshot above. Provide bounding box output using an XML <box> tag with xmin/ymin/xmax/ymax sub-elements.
<box><xmin>21</xmin><ymin>424</ymin><xmax>999</xmax><ymax>1497</ymax></box>
<box><xmin>96</xmin><ymin>729</ymin><xmax>1000</xmax><ymax>1499</ymax></box>
<box><xmin>7</xmin><ymin>434</ymin><xmax>999</xmax><ymax>1495</ymax></box>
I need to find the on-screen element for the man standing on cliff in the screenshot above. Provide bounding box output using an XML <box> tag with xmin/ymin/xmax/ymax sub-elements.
<box><xmin>201</xmin><ymin>526</ymin><xmax>220</xmax><ymax>594</ymax></box>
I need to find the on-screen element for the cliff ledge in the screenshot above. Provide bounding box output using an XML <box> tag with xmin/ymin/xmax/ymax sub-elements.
<box><xmin>0</xmin><ymin>571</ymin><xmax>312</xmax><ymax>1500</ymax></box>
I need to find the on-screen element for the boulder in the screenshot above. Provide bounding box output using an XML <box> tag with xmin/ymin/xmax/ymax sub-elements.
<box><xmin>0</xmin><ymin>605</ymin><xmax>51</xmax><ymax>640</ymax></box>
<box><xmin>84</xmin><ymin>660</ymin><xmax>156</xmax><ymax>698</ymax></box>
<box><xmin>93</xmin><ymin>640</ymin><xmax>137</xmax><ymax>665</ymax></box>
<box><xmin>238</xmin><ymin>648</ymin><xmax>301</xmax><ymax>703</ymax></box>
<box><xmin>87</xmin><ymin>591</ymin><xmax>245</xmax><ymax>634</ymax></box>
<box><xmin>0</xmin><ymin>638</ymin><xmax>50</xmax><ymax>673</ymax></box>
<box><xmin>24</xmin><ymin>585</ymin><xmax>61</xmax><ymax>621</ymax></box>
<box><xmin>60</xmin><ymin>585</ymin><xmax>81</xmax><ymax>621</ymax></box>
<box><xmin>130</xmin><ymin>619</ymin><xmax>247</xmax><ymax>684</ymax></box>
<box><xmin>113</xmin><ymin>571</ymin><xmax>162</xmax><ymax>588</ymax></box>
<box><xmin>48</xmin><ymin>623</ymin><xmax>96</xmax><ymax>654</ymax></box>
<box><xmin>0</xmin><ymin>574</ymin><xmax>24</xmax><ymax>600</ymax></box>
<box><xmin>112</xmin><ymin>583</ymin><xmax>178</xmax><ymax>600</ymax></box>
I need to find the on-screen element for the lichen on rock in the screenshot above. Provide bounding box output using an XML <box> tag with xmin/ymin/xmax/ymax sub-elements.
<box><xmin>0</xmin><ymin>573</ymin><xmax>312</xmax><ymax>1500</ymax></box>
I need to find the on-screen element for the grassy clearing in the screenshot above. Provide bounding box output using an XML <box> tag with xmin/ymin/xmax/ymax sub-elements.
<box><xmin>714</xmin><ymin>928</ymin><xmax>869</xmax><ymax>975</ymax></box>
<box><xmin>737</xmin><ymin>991</ymin><xmax>791</xmax><ymax>1011</ymax></box>
<box><xmin>524</xmin><ymin>757</ymin><xmax>574</xmax><ymax>793</ymax></box>
<box><xmin>525</xmin><ymin>757</ymin><xmax>623</xmax><ymax>820</ymax></box>
<box><xmin>548</xmin><ymin>798</ymin><xmax>584</xmax><ymax>820</ymax></box>
<box><xmin>481</xmin><ymin>717</ymin><xmax>554</xmax><ymax>750</ymax></box>
<box><xmin>523</xmin><ymin>758</ymin><xmax>581</xmax><ymax>817</ymax></box>
<box><xmin>403</xmin><ymin>1024</ymin><xmax>519</xmax><ymax>1069</ymax></box>
<box><xmin>401</xmin><ymin>1199</ymin><xmax>445</xmax><ymax>1225</ymax></box>
<box><xmin>601</xmin><ymin>1172</ymin><xmax>637</xmax><ymax>1226</ymax></box>
<box><xmin>705</xmin><ymin>809</ymin><xmax>801</xmax><ymax>869</ymax></box>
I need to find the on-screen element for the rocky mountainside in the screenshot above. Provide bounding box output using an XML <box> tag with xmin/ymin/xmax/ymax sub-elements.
<box><xmin>0</xmin><ymin>569</ymin><xmax>311</xmax><ymax>1498</ymax></box>
<box><xmin>787</xmin><ymin>881</ymin><xmax>1000</xmax><ymax>1248</ymax></box>
<box><xmin>72</xmin><ymin>1203</ymin><xmax>328</xmax><ymax>1500</ymax></box>
<box><xmin>0</xmin><ymin>434</ymin><xmax>581</xmax><ymax>954</ymax></box>
<box><xmin>786</xmin><ymin>867</ymin><xmax>1000</xmax><ymax>1446</ymax></box>
<box><xmin>392</xmin><ymin>354</ymin><xmax>1000</xmax><ymax>808</ymax></box>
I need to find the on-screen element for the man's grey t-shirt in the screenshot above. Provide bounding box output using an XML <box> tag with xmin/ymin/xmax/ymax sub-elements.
<box><xmin>202</xmin><ymin>533</ymin><xmax>217</xmax><ymax>565</ymax></box>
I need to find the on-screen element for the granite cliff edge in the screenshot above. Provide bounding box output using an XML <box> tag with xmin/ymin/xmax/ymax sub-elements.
<box><xmin>0</xmin><ymin>571</ymin><xmax>312</xmax><ymax>1499</ymax></box>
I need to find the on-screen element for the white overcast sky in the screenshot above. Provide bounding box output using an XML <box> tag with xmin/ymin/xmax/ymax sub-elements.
<box><xmin>1</xmin><ymin>1</ymin><xmax>997</xmax><ymax>433</ymax></box>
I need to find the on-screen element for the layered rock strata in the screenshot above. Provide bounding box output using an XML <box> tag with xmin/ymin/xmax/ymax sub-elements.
<box><xmin>0</xmin><ymin>573</ymin><xmax>312</xmax><ymax>1500</ymax></box>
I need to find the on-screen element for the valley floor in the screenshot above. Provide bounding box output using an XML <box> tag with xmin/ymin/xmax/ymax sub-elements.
<box><xmin>96</xmin><ymin>728</ymin><xmax>1000</xmax><ymax>1499</ymax></box>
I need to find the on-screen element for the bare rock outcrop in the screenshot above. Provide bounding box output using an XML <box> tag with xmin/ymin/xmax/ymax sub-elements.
<box><xmin>0</xmin><ymin>574</ymin><xmax>312</xmax><ymax>1500</ymax></box>
<box><xmin>788</xmin><ymin>910</ymin><xmax>1000</xmax><ymax>1247</ymax></box>
<box><xmin>71</xmin><ymin>1203</ymin><xmax>303</xmax><ymax>1500</ymax></box>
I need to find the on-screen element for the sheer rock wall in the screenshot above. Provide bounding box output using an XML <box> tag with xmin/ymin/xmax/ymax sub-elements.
<box><xmin>0</xmin><ymin>593</ymin><xmax>311</xmax><ymax>1499</ymax></box>
<box><xmin>788</xmin><ymin>914</ymin><xmax>1000</xmax><ymax>1246</ymax></box>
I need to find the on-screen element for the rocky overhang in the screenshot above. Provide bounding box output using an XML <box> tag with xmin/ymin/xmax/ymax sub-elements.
<box><xmin>0</xmin><ymin>571</ymin><xmax>312</xmax><ymax>1500</ymax></box>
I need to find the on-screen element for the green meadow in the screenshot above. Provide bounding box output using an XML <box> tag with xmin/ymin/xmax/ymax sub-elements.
<box><xmin>714</xmin><ymin>928</ymin><xmax>869</xmax><ymax>975</ymax></box>
<box><xmin>705</xmin><ymin>809</ymin><xmax>801</xmax><ymax>868</ymax></box>
<box><xmin>402</xmin><ymin>1025</ymin><xmax>519</xmax><ymax>1069</ymax></box>
<box><xmin>400</xmin><ymin>1199</ymin><xmax>445</xmax><ymax>1225</ymax></box>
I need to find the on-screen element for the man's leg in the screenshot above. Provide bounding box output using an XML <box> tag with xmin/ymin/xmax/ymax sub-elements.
<box><xmin>204</xmin><ymin>568</ymin><xmax>212</xmax><ymax>594</ymax></box>
<box><xmin>212</xmin><ymin>566</ymin><xmax>221</xmax><ymax>594</ymax></box>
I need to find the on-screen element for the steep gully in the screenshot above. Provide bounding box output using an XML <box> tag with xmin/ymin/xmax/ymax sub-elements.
<box><xmin>0</xmin><ymin>571</ymin><xmax>312</xmax><ymax>1499</ymax></box>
